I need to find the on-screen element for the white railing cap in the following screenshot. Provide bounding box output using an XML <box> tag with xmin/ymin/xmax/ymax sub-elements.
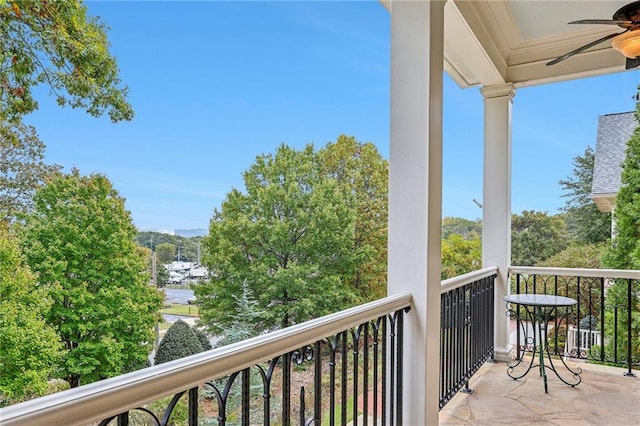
<box><xmin>509</xmin><ymin>266</ymin><xmax>640</xmax><ymax>280</ymax></box>
<box><xmin>441</xmin><ymin>266</ymin><xmax>498</xmax><ymax>293</ymax></box>
<box><xmin>0</xmin><ymin>293</ymin><xmax>412</xmax><ymax>426</ymax></box>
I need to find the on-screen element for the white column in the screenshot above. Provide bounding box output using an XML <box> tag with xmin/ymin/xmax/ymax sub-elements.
<box><xmin>388</xmin><ymin>1</ymin><xmax>445</xmax><ymax>424</ymax></box>
<box><xmin>480</xmin><ymin>83</ymin><xmax>515</xmax><ymax>361</ymax></box>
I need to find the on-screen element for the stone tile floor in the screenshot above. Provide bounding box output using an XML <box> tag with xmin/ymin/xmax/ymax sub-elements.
<box><xmin>439</xmin><ymin>359</ymin><xmax>640</xmax><ymax>425</ymax></box>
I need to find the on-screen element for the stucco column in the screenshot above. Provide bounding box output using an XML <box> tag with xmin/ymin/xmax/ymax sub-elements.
<box><xmin>480</xmin><ymin>83</ymin><xmax>515</xmax><ymax>361</ymax></box>
<box><xmin>388</xmin><ymin>1</ymin><xmax>445</xmax><ymax>424</ymax></box>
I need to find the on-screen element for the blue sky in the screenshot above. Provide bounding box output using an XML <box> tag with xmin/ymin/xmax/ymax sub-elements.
<box><xmin>25</xmin><ymin>1</ymin><xmax>638</xmax><ymax>232</ymax></box>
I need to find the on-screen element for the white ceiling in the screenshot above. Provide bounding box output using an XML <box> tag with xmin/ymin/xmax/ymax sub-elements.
<box><xmin>509</xmin><ymin>1</ymin><xmax>628</xmax><ymax>40</ymax></box>
<box><xmin>383</xmin><ymin>0</ymin><xmax>637</xmax><ymax>88</ymax></box>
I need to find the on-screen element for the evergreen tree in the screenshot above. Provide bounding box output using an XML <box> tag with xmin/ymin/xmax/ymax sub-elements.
<box><xmin>154</xmin><ymin>320</ymin><xmax>204</xmax><ymax>365</ymax></box>
<box><xmin>192</xmin><ymin>326</ymin><xmax>212</xmax><ymax>351</ymax></box>
<box><xmin>559</xmin><ymin>147</ymin><xmax>611</xmax><ymax>245</ymax></box>
<box><xmin>604</xmin><ymin>105</ymin><xmax>640</xmax><ymax>269</ymax></box>
<box><xmin>215</xmin><ymin>281</ymin><xmax>263</xmax><ymax>348</ymax></box>
<box><xmin>602</xmin><ymin>89</ymin><xmax>640</xmax><ymax>365</ymax></box>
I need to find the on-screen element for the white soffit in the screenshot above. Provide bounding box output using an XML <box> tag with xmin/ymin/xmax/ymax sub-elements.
<box><xmin>444</xmin><ymin>0</ymin><xmax>505</xmax><ymax>87</ymax></box>
<box><xmin>381</xmin><ymin>0</ymin><xmax>632</xmax><ymax>88</ymax></box>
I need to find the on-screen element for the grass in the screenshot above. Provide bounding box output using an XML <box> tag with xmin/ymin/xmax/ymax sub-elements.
<box><xmin>160</xmin><ymin>304</ymin><xmax>199</xmax><ymax>316</ymax></box>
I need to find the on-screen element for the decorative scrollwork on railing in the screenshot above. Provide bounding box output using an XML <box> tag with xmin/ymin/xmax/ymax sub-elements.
<box><xmin>291</xmin><ymin>345</ymin><xmax>314</xmax><ymax>365</ymax></box>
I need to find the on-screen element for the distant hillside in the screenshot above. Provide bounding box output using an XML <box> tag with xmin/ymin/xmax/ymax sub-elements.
<box><xmin>175</xmin><ymin>229</ymin><xmax>207</xmax><ymax>237</ymax></box>
<box><xmin>136</xmin><ymin>231</ymin><xmax>205</xmax><ymax>263</ymax></box>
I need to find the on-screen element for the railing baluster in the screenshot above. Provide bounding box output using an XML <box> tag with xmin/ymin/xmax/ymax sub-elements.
<box><xmin>439</xmin><ymin>273</ymin><xmax>497</xmax><ymax>409</ymax></box>
<box><xmin>314</xmin><ymin>342</ymin><xmax>321</xmax><ymax>424</ymax></box>
<box><xmin>363</xmin><ymin>323</ymin><xmax>369</xmax><ymax>426</ymax></box>
<box><xmin>282</xmin><ymin>353</ymin><xmax>291</xmax><ymax>426</ymax></box>
<box><xmin>241</xmin><ymin>369</ymin><xmax>249</xmax><ymax>425</ymax></box>
<box><xmin>625</xmin><ymin>278</ymin><xmax>635</xmax><ymax>377</ymax></box>
<box><xmin>188</xmin><ymin>387</ymin><xmax>198</xmax><ymax>426</ymax></box>
<box><xmin>341</xmin><ymin>332</ymin><xmax>347</xmax><ymax>426</ymax></box>
<box><xmin>352</xmin><ymin>329</ymin><xmax>359</xmax><ymax>426</ymax></box>
<box><xmin>382</xmin><ymin>316</ymin><xmax>387</xmax><ymax>426</ymax></box>
<box><xmin>396</xmin><ymin>309</ymin><xmax>405</xmax><ymax>426</ymax></box>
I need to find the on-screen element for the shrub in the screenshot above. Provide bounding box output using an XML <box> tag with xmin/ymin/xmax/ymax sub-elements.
<box><xmin>154</xmin><ymin>320</ymin><xmax>203</xmax><ymax>365</ymax></box>
<box><xmin>192</xmin><ymin>326</ymin><xmax>212</xmax><ymax>351</ymax></box>
<box><xmin>579</xmin><ymin>315</ymin><xmax>598</xmax><ymax>330</ymax></box>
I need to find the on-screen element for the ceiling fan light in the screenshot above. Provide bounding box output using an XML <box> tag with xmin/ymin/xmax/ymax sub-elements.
<box><xmin>611</xmin><ymin>31</ymin><xmax>640</xmax><ymax>58</ymax></box>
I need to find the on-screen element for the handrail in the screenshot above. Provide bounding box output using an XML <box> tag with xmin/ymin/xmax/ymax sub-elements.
<box><xmin>441</xmin><ymin>266</ymin><xmax>498</xmax><ymax>293</ymax></box>
<box><xmin>0</xmin><ymin>292</ymin><xmax>413</xmax><ymax>426</ymax></box>
<box><xmin>509</xmin><ymin>266</ymin><xmax>640</xmax><ymax>279</ymax></box>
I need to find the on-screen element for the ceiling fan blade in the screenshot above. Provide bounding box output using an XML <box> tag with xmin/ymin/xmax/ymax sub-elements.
<box><xmin>546</xmin><ymin>31</ymin><xmax>625</xmax><ymax>66</ymax></box>
<box><xmin>626</xmin><ymin>56</ymin><xmax>640</xmax><ymax>69</ymax></box>
<box><xmin>569</xmin><ymin>19</ymin><xmax>633</xmax><ymax>26</ymax></box>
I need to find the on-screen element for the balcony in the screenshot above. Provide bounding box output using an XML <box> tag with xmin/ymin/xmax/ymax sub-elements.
<box><xmin>1</xmin><ymin>267</ymin><xmax>637</xmax><ymax>425</ymax></box>
<box><xmin>440</xmin><ymin>359</ymin><xmax>639</xmax><ymax>425</ymax></box>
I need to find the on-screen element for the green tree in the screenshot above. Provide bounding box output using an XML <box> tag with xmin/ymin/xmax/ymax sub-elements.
<box><xmin>511</xmin><ymin>210</ymin><xmax>569</xmax><ymax>266</ymax></box>
<box><xmin>156</xmin><ymin>261</ymin><xmax>170</xmax><ymax>288</ymax></box>
<box><xmin>195</xmin><ymin>144</ymin><xmax>359</xmax><ymax>332</ymax></box>
<box><xmin>215</xmin><ymin>281</ymin><xmax>263</xmax><ymax>348</ymax></box>
<box><xmin>441</xmin><ymin>233</ymin><xmax>481</xmax><ymax>279</ymax></box>
<box><xmin>604</xmin><ymin>113</ymin><xmax>640</xmax><ymax>270</ymax></box>
<box><xmin>602</xmin><ymin>91</ymin><xmax>640</xmax><ymax>364</ymax></box>
<box><xmin>537</xmin><ymin>244</ymin><xmax>605</xmax><ymax>269</ymax></box>
<box><xmin>135</xmin><ymin>232</ymin><xmax>203</xmax><ymax>263</ymax></box>
<box><xmin>442</xmin><ymin>217</ymin><xmax>482</xmax><ymax>240</ymax></box>
<box><xmin>154</xmin><ymin>320</ymin><xmax>204</xmax><ymax>365</ymax></box>
<box><xmin>0</xmin><ymin>122</ymin><xmax>60</xmax><ymax>222</ymax></box>
<box><xmin>0</xmin><ymin>0</ymin><xmax>133</xmax><ymax>124</ymax></box>
<box><xmin>559</xmin><ymin>147</ymin><xmax>611</xmax><ymax>245</ymax></box>
<box><xmin>20</xmin><ymin>170</ymin><xmax>163</xmax><ymax>388</ymax></box>
<box><xmin>0</xmin><ymin>224</ymin><xmax>62</xmax><ymax>404</ymax></box>
<box><xmin>156</xmin><ymin>242</ymin><xmax>176</xmax><ymax>264</ymax></box>
<box><xmin>317</xmin><ymin>135</ymin><xmax>388</xmax><ymax>300</ymax></box>
<box><xmin>192</xmin><ymin>326</ymin><xmax>212</xmax><ymax>352</ymax></box>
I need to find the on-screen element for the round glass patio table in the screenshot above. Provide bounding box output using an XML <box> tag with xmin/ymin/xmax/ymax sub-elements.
<box><xmin>503</xmin><ymin>294</ymin><xmax>582</xmax><ymax>393</ymax></box>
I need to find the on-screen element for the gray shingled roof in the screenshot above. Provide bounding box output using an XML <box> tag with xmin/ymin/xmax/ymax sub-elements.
<box><xmin>592</xmin><ymin>112</ymin><xmax>636</xmax><ymax>196</ymax></box>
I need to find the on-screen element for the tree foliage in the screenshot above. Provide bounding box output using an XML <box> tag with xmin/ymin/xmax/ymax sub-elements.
<box><xmin>0</xmin><ymin>224</ymin><xmax>62</xmax><ymax>404</ymax></box>
<box><xmin>604</xmin><ymin>101</ymin><xmax>640</xmax><ymax>270</ymax></box>
<box><xmin>559</xmin><ymin>147</ymin><xmax>611</xmax><ymax>245</ymax></box>
<box><xmin>0</xmin><ymin>121</ymin><xmax>60</xmax><ymax>222</ymax></box>
<box><xmin>602</xmin><ymin>91</ymin><xmax>640</xmax><ymax>364</ymax></box>
<box><xmin>442</xmin><ymin>217</ymin><xmax>482</xmax><ymax>240</ymax></box>
<box><xmin>537</xmin><ymin>243</ymin><xmax>605</xmax><ymax>269</ymax></box>
<box><xmin>215</xmin><ymin>281</ymin><xmax>263</xmax><ymax>348</ymax></box>
<box><xmin>154</xmin><ymin>320</ymin><xmax>204</xmax><ymax>365</ymax></box>
<box><xmin>0</xmin><ymin>0</ymin><xmax>133</xmax><ymax>123</ymax></box>
<box><xmin>317</xmin><ymin>135</ymin><xmax>388</xmax><ymax>300</ymax></box>
<box><xmin>441</xmin><ymin>233</ymin><xmax>481</xmax><ymax>279</ymax></box>
<box><xmin>196</xmin><ymin>143</ymin><xmax>360</xmax><ymax>332</ymax></box>
<box><xmin>136</xmin><ymin>232</ymin><xmax>203</xmax><ymax>264</ymax></box>
<box><xmin>156</xmin><ymin>242</ymin><xmax>177</xmax><ymax>264</ymax></box>
<box><xmin>511</xmin><ymin>210</ymin><xmax>568</xmax><ymax>266</ymax></box>
<box><xmin>20</xmin><ymin>170</ymin><xmax>163</xmax><ymax>387</ymax></box>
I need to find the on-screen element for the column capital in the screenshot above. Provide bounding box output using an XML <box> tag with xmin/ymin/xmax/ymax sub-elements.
<box><xmin>481</xmin><ymin>83</ymin><xmax>516</xmax><ymax>100</ymax></box>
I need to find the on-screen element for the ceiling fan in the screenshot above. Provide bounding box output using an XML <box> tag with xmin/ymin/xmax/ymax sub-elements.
<box><xmin>546</xmin><ymin>0</ymin><xmax>640</xmax><ymax>69</ymax></box>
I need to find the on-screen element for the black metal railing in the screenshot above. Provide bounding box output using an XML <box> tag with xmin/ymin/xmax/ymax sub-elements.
<box><xmin>0</xmin><ymin>294</ymin><xmax>412</xmax><ymax>426</ymax></box>
<box><xmin>439</xmin><ymin>268</ymin><xmax>496</xmax><ymax>409</ymax></box>
<box><xmin>510</xmin><ymin>267</ymin><xmax>640</xmax><ymax>376</ymax></box>
<box><xmin>105</xmin><ymin>309</ymin><xmax>406</xmax><ymax>426</ymax></box>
